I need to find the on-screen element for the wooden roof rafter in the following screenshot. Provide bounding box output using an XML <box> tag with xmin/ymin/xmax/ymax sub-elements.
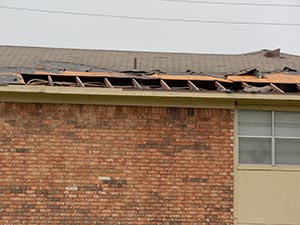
<box><xmin>132</xmin><ymin>78</ymin><xmax>143</xmax><ymax>90</ymax></box>
<box><xmin>215</xmin><ymin>81</ymin><xmax>230</xmax><ymax>92</ymax></box>
<box><xmin>75</xmin><ymin>76</ymin><xmax>85</xmax><ymax>87</ymax></box>
<box><xmin>242</xmin><ymin>82</ymin><xmax>249</xmax><ymax>88</ymax></box>
<box><xmin>15</xmin><ymin>72</ymin><xmax>300</xmax><ymax>94</ymax></box>
<box><xmin>104</xmin><ymin>77</ymin><xmax>114</xmax><ymax>88</ymax></box>
<box><xmin>270</xmin><ymin>83</ymin><xmax>285</xmax><ymax>94</ymax></box>
<box><xmin>47</xmin><ymin>75</ymin><xmax>54</xmax><ymax>86</ymax></box>
<box><xmin>187</xmin><ymin>80</ymin><xmax>199</xmax><ymax>91</ymax></box>
<box><xmin>160</xmin><ymin>79</ymin><xmax>171</xmax><ymax>90</ymax></box>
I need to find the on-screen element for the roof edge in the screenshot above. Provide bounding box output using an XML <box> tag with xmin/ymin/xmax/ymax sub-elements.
<box><xmin>1</xmin><ymin>85</ymin><xmax>300</xmax><ymax>101</ymax></box>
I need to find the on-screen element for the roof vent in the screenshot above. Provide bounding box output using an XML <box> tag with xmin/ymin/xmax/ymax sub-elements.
<box><xmin>264</xmin><ymin>48</ymin><xmax>280</xmax><ymax>57</ymax></box>
<box><xmin>134</xmin><ymin>58</ymin><xmax>137</xmax><ymax>70</ymax></box>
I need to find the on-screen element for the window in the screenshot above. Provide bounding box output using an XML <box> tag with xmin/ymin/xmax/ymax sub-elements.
<box><xmin>238</xmin><ymin>110</ymin><xmax>300</xmax><ymax>165</ymax></box>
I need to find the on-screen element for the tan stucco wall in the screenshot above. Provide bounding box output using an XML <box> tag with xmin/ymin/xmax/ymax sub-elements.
<box><xmin>234</xmin><ymin>106</ymin><xmax>300</xmax><ymax>225</ymax></box>
<box><xmin>235</xmin><ymin>167</ymin><xmax>300</xmax><ymax>225</ymax></box>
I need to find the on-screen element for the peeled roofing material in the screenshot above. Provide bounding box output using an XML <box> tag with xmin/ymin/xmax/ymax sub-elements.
<box><xmin>0</xmin><ymin>45</ymin><xmax>300</xmax><ymax>75</ymax></box>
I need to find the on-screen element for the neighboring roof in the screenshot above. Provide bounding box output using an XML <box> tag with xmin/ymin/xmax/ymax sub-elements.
<box><xmin>0</xmin><ymin>45</ymin><xmax>300</xmax><ymax>75</ymax></box>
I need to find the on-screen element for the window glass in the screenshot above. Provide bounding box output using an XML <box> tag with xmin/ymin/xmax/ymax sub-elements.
<box><xmin>239</xmin><ymin>137</ymin><xmax>272</xmax><ymax>164</ymax></box>
<box><xmin>238</xmin><ymin>110</ymin><xmax>300</xmax><ymax>166</ymax></box>
<box><xmin>238</xmin><ymin>110</ymin><xmax>272</xmax><ymax>136</ymax></box>
<box><xmin>275</xmin><ymin>139</ymin><xmax>300</xmax><ymax>165</ymax></box>
<box><xmin>275</xmin><ymin>112</ymin><xmax>300</xmax><ymax>137</ymax></box>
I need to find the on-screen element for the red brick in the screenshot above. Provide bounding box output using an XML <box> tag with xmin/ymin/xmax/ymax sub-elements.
<box><xmin>0</xmin><ymin>103</ymin><xmax>234</xmax><ymax>224</ymax></box>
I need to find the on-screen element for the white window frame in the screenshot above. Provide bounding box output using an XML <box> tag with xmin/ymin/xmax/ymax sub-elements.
<box><xmin>238</xmin><ymin>110</ymin><xmax>300</xmax><ymax>166</ymax></box>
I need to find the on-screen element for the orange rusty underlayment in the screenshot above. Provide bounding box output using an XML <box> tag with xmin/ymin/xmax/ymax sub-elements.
<box><xmin>1</xmin><ymin>71</ymin><xmax>300</xmax><ymax>94</ymax></box>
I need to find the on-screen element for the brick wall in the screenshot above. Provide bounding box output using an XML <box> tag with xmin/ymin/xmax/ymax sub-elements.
<box><xmin>0</xmin><ymin>102</ymin><xmax>234</xmax><ymax>224</ymax></box>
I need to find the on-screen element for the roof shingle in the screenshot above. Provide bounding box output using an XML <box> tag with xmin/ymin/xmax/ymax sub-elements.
<box><xmin>0</xmin><ymin>45</ymin><xmax>300</xmax><ymax>75</ymax></box>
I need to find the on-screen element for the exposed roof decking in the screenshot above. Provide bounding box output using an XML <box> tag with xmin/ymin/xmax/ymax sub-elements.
<box><xmin>0</xmin><ymin>71</ymin><xmax>297</xmax><ymax>95</ymax></box>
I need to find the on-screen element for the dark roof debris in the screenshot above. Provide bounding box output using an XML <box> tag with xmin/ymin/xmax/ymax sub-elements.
<box><xmin>283</xmin><ymin>66</ymin><xmax>297</xmax><ymax>73</ymax></box>
<box><xmin>120</xmin><ymin>70</ymin><xmax>147</xmax><ymax>75</ymax></box>
<box><xmin>236</xmin><ymin>68</ymin><xmax>264</xmax><ymax>78</ymax></box>
<box><xmin>243</xmin><ymin>85</ymin><xmax>272</xmax><ymax>93</ymax></box>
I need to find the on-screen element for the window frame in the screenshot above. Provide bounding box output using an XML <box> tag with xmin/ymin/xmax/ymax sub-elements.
<box><xmin>238</xmin><ymin>110</ymin><xmax>300</xmax><ymax>166</ymax></box>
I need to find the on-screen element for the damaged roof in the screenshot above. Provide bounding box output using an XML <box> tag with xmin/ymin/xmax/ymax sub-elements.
<box><xmin>0</xmin><ymin>45</ymin><xmax>300</xmax><ymax>75</ymax></box>
<box><xmin>1</xmin><ymin>45</ymin><xmax>300</xmax><ymax>95</ymax></box>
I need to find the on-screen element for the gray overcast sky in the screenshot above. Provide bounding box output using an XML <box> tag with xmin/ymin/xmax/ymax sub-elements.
<box><xmin>0</xmin><ymin>0</ymin><xmax>300</xmax><ymax>54</ymax></box>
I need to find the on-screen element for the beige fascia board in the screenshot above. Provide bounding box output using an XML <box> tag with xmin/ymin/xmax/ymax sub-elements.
<box><xmin>2</xmin><ymin>85</ymin><xmax>300</xmax><ymax>100</ymax></box>
<box><xmin>0</xmin><ymin>85</ymin><xmax>234</xmax><ymax>108</ymax></box>
<box><xmin>0</xmin><ymin>85</ymin><xmax>300</xmax><ymax>108</ymax></box>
